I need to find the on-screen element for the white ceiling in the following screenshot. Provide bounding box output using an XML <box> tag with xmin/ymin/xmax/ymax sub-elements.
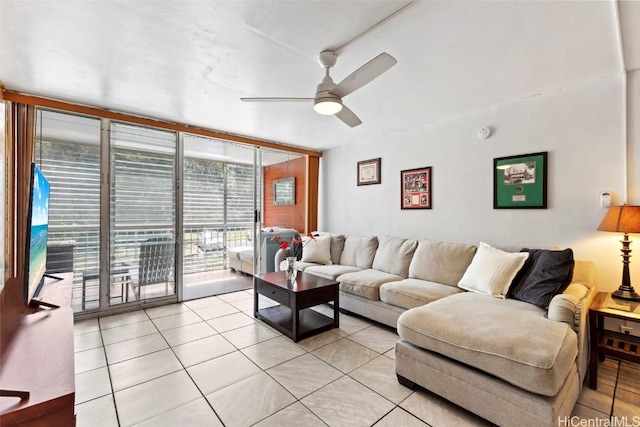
<box><xmin>1</xmin><ymin>1</ymin><xmax>638</xmax><ymax>153</ymax></box>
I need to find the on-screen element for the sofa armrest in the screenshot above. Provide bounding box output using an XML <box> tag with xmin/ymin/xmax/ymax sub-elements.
<box><xmin>548</xmin><ymin>260</ymin><xmax>595</xmax><ymax>326</ymax></box>
<box><xmin>274</xmin><ymin>248</ymin><xmax>289</xmax><ymax>272</ymax></box>
<box><xmin>548</xmin><ymin>283</ymin><xmax>589</xmax><ymax>326</ymax></box>
<box><xmin>547</xmin><ymin>278</ymin><xmax>597</xmax><ymax>387</ymax></box>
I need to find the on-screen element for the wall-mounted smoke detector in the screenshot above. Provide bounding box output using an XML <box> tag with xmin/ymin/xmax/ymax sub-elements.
<box><xmin>477</xmin><ymin>127</ymin><xmax>491</xmax><ymax>139</ymax></box>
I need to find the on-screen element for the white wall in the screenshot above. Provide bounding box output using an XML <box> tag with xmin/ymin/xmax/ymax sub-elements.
<box><xmin>629</xmin><ymin>68</ymin><xmax>640</xmax><ymax>205</ymax></box>
<box><xmin>319</xmin><ymin>74</ymin><xmax>630</xmax><ymax>293</ymax></box>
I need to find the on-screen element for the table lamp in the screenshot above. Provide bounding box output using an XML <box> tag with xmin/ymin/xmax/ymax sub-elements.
<box><xmin>597</xmin><ymin>205</ymin><xmax>640</xmax><ymax>301</ymax></box>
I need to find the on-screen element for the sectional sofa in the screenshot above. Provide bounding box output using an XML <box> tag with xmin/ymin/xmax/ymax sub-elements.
<box><xmin>275</xmin><ymin>233</ymin><xmax>596</xmax><ymax>427</ymax></box>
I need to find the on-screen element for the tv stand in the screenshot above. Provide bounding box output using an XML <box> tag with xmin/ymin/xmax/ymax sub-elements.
<box><xmin>28</xmin><ymin>299</ymin><xmax>60</xmax><ymax>310</ymax></box>
<box><xmin>0</xmin><ymin>390</ymin><xmax>29</xmax><ymax>400</ymax></box>
<box><xmin>0</xmin><ymin>278</ymin><xmax>75</xmax><ymax>426</ymax></box>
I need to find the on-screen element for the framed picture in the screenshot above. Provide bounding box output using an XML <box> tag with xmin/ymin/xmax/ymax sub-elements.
<box><xmin>401</xmin><ymin>167</ymin><xmax>432</xmax><ymax>209</ymax></box>
<box><xmin>273</xmin><ymin>177</ymin><xmax>295</xmax><ymax>205</ymax></box>
<box><xmin>493</xmin><ymin>151</ymin><xmax>547</xmax><ymax>209</ymax></box>
<box><xmin>357</xmin><ymin>158</ymin><xmax>381</xmax><ymax>186</ymax></box>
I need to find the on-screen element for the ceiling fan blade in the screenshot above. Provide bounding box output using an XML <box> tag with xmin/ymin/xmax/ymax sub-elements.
<box><xmin>241</xmin><ymin>97</ymin><xmax>313</xmax><ymax>102</ymax></box>
<box><xmin>335</xmin><ymin>105</ymin><xmax>362</xmax><ymax>127</ymax></box>
<box><xmin>332</xmin><ymin>53</ymin><xmax>397</xmax><ymax>98</ymax></box>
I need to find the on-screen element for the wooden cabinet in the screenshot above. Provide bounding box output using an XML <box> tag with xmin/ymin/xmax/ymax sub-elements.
<box><xmin>588</xmin><ymin>292</ymin><xmax>640</xmax><ymax>390</ymax></box>
<box><xmin>0</xmin><ymin>278</ymin><xmax>76</xmax><ymax>426</ymax></box>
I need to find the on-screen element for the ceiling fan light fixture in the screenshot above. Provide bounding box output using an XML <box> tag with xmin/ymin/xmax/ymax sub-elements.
<box><xmin>314</xmin><ymin>98</ymin><xmax>343</xmax><ymax>115</ymax></box>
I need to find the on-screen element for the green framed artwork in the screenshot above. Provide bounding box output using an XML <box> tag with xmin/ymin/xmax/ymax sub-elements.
<box><xmin>493</xmin><ymin>152</ymin><xmax>547</xmax><ymax>209</ymax></box>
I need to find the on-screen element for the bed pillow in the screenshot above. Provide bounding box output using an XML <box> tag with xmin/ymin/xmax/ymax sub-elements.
<box><xmin>508</xmin><ymin>248</ymin><xmax>574</xmax><ymax>308</ymax></box>
<box><xmin>458</xmin><ymin>242</ymin><xmax>529</xmax><ymax>298</ymax></box>
<box><xmin>300</xmin><ymin>234</ymin><xmax>333</xmax><ymax>265</ymax></box>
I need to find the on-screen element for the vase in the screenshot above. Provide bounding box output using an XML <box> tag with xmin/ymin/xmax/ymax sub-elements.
<box><xmin>286</xmin><ymin>256</ymin><xmax>297</xmax><ymax>281</ymax></box>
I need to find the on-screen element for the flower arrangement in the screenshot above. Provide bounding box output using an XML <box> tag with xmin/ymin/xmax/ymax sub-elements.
<box><xmin>272</xmin><ymin>232</ymin><xmax>316</xmax><ymax>260</ymax></box>
<box><xmin>272</xmin><ymin>233</ymin><xmax>316</xmax><ymax>280</ymax></box>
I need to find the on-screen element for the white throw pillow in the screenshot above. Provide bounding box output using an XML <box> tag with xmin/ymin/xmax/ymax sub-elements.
<box><xmin>301</xmin><ymin>235</ymin><xmax>333</xmax><ymax>265</ymax></box>
<box><xmin>458</xmin><ymin>242</ymin><xmax>529</xmax><ymax>298</ymax></box>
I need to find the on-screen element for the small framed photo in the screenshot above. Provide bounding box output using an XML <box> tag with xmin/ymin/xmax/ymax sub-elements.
<box><xmin>357</xmin><ymin>158</ymin><xmax>381</xmax><ymax>186</ymax></box>
<box><xmin>401</xmin><ymin>167</ymin><xmax>432</xmax><ymax>209</ymax></box>
<box><xmin>493</xmin><ymin>151</ymin><xmax>547</xmax><ymax>209</ymax></box>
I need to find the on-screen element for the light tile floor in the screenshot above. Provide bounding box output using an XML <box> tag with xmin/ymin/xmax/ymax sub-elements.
<box><xmin>74</xmin><ymin>289</ymin><xmax>640</xmax><ymax>426</ymax></box>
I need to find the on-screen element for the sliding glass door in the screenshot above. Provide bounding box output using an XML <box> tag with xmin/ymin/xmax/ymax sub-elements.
<box><xmin>182</xmin><ymin>135</ymin><xmax>255</xmax><ymax>300</ymax></box>
<box><xmin>256</xmin><ymin>149</ymin><xmax>306</xmax><ymax>274</ymax></box>
<box><xmin>35</xmin><ymin>110</ymin><xmax>102</xmax><ymax>310</ymax></box>
<box><xmin>108</xmin><ymin>123</ymin><xmax>177</xmax><ymax>305</ymax></box>
<box><xmin>35</xmin><ymin>108</ymin><xmax>308</xmax><ymax>313</ymax></box>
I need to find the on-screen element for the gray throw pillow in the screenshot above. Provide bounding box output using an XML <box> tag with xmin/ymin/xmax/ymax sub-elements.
<box><xmin>508</xmin><ymin>248</ymin><xmax>574</xmax><ymax>308</ymax></box>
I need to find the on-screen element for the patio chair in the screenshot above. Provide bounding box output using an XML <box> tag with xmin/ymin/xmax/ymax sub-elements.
<box><xmin>131</xmin><ymin>236</ymin><xmax>175</xmax><ymax>300</ymax></box>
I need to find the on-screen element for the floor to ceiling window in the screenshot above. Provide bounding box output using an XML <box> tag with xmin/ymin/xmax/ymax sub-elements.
<box><xmin>34</xmin><ymin>108</ymin><xmax>309</xmax><ymax>314</ymax></box>
<box><xmin>109</xmin><ymin>122</ymin><xmax>177</xmax><ymax>306</ymax></box>
<box><xmin>182</xmin><ymin>135</ymin><xmax>255</xmax><ymax>300</ymax></box>
<box><xmin>35</xmin><ymin>110</ymin><xmax>102</xmax><ymax>310</ymax></box>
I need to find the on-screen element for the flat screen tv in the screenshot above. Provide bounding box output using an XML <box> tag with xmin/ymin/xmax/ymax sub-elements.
<box><xmin>23</xmin><ymin>163</ymin><xmax>51</xmax><ymax>306</ymax></box>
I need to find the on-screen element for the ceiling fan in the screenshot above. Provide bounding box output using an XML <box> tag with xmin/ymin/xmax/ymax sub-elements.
<box><xmin>241</xmin><ymin>50</ymin><xmax>397</xmax><ymax>127</ymax></box>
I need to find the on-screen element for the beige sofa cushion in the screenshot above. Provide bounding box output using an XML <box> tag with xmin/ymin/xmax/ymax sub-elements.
<box><xmin>409</xmin><ymin>240</ymin><xmax>477</xmax><ymax>286</ymax></box>
<box><xmin>304</xmin><ymin>264</ymin><xmax>362</xmax><ymax>280</ymax></box>
<box><xmin>238</xmin><ymin>249</ymin><xmax>254</xmax><ymax>263</ymax></box>
<box><xmin>290</xmin><ymin>261</ymin><xmax>320</xmax><ymax>272</ymax></box>
<box><xmin>301</xmin><ymin>235</ymin><xmax>332</xmax><ymax>265</ymax></box>
<box><xmin>227</xmin><ymin>246</ymin><xmax>253</xmax><ymax>260</ymax></box>
<box><xmin>329</xmin><ymin>234</ymin><xmax>346</xmax><ymax>265</ymax></box>
<box><xmin>340</xmin><ymin>236</ymin><xmax>378</xmax><ymax>269</ymax></box>
<box><xmin>372</xmin><ymin>236</ymin><xmax>417</xmax><ymax>277</ymax></box>
<box><xmin>312</xmin><ymin>232</ymin><xmax>346</xmax><ymax>265</ymax></box>
<box><xmin>570</xmin><ymin>259</ymin><xmax>595</xmax><ymax>290</ymax></box>
<box><xmin>338</xmin><ymin>269</ymin><xmax>404</xmax><ymax>301</ymax></box>
<box><xmin>380</xmin><ymin>279</ymin><xmax>464</xmax><ymax>309</ymax></box>
<box><xmin>397</xmin><ymin>292</ymin><xmax>578</xmax><ymax>396</ymax></box>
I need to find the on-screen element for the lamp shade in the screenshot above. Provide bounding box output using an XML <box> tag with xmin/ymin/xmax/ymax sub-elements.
<box><xmin>597</xmin><ymin>205</ymin><xmax>640</xmax><ymax>233</ymax></box>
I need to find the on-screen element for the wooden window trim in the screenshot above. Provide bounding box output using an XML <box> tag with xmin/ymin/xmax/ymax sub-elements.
<box><xmin>3</xmin><ymin>90</ymin><xmax>322</xmax><ymax>158</ymax></box>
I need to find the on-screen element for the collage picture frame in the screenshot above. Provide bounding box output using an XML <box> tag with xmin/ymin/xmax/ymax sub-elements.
<box><xmin>401</xmin><ymin>166</ymin><xmax>432</xmax><ymax>209</ymax></box>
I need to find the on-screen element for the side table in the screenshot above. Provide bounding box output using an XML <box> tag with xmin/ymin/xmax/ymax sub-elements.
<box><xmin>81</xmin><ymin>268</ymin><xmax>131</xmax><ymax>309</ymax></box>
<box><xmin>588</xmin><ymin>291</ymin><xmax>640</xmax><ymax>389</ymax></box>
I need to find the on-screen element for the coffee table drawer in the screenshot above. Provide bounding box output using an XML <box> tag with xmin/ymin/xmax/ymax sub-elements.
<box><xmin>256</xmin><ymin>280</ymin><xmax>290</xmax><ymax>306</ymax></box>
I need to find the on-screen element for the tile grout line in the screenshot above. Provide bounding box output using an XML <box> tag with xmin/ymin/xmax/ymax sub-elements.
<box><xmin>254</xmin><ymin>323</ymin><xmax>405</xmax><ymax>425</ymax></box>
<box><xmin>108</xmin><ymin>309</ymin><xmax>155</xmax><ymax>427</ymax></box>
<box><xmin>76</xmin><ymin>303</ymin><xmax>431</xmax><ymax>426</ymax></box>
<box><xmin>100</xmin><ymin>328</ymin><xmax>122</xmax><ymax>427</ymax></box>
<box><xmin>78</xmin><ymin>293</ymin><xmax>518</xmax><ymax>426</ymax></box>
<box><xmin>103</xmin><ymin>307</ymin><xmax>198</xmax><ymax>426</ymax></box>
<box><xmin>145</xmin><ymin>299</ymin><xmax>227</xmax><ymax>427</ymax></box>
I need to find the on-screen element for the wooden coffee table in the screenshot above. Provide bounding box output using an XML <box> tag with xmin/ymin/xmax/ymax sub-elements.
<box><xmin>254</xmin><ymin>271</ymin><xmax>339</xmax><ymax>342</ymax></box>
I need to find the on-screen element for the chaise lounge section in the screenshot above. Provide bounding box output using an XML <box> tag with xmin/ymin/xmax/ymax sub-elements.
<box><xmin>395</xmin><ymin>260</ymin><xmax>595</xmax><ymax>426</ymax></box>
